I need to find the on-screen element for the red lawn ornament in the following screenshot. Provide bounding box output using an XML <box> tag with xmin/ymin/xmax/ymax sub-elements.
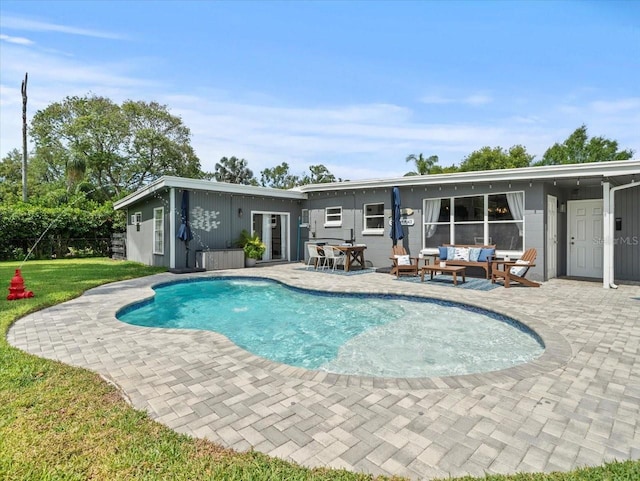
<box><xmin>7</xmin><ymin>269</ymin><xmax>34</xmax><ymax>300</ymax></box>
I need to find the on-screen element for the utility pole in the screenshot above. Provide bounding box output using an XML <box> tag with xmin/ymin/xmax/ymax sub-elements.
<box><xmin>21</xmin><ymin>72</ymin><xmax>28</xmax><ymax>202</ymax></box>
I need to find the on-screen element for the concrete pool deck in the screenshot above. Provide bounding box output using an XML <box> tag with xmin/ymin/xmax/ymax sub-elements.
<box><xmin>8</xmin><ymin>263</ymin><xmax>640</xmax><ymax>480</ymax></box>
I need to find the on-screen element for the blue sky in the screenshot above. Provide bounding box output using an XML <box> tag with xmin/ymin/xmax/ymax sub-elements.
<box><xmin>1</xmin><ymin>1</ymin><xmax>638</xmax><ymax>181</ymax></box>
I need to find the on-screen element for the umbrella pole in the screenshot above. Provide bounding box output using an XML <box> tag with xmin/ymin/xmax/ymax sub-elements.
<box><xmin>391</xmin><ymin>188</ymin><xmax>396</xmax><ymax>247</ymax></box>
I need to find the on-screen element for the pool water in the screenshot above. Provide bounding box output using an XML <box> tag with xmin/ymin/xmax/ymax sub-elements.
<box><xmin>117</xmin><ymin>278</ymin><xmax>544</xmax><ymax>378</ymax></box>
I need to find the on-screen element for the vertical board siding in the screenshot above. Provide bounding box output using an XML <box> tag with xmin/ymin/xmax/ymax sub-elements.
<box><xmin>615</xmin><ymin>187</ymin><xmax>640</xmax><ymax>281</ymax></box>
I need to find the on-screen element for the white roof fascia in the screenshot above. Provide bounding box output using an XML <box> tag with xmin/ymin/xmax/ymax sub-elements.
<box><xmin>114</xmin><ymin>176</ymin><xmax>307</xmax><ymax>210</ymax></box>
<box><xmin>295</xmin><ymin>159</ymin><xmax>640</xmax><ymax>193</ymax></box>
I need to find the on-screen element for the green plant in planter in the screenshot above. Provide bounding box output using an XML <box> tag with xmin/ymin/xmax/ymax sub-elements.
<box><xmin>234</xmin><ymin>229</ymin><xmax>252</xmax><ymax>249</ymax></box>
<box><xmin>242</xmin><ymin>233</ymin><xmax>266</xmax><ymax>260</ymax></box>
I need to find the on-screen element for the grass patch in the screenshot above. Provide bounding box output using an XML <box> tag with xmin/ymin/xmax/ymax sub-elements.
<box><xmin>1</xmin><ymin>258</ymin><xmax>638</xmax><ymax>480</ymax></box>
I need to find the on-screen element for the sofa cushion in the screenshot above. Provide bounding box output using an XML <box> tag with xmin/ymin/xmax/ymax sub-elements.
<box><xmin>478</xmin><ymin>248</ymin><xmax>495</xmax><ymax>262</ymax></box>
<box><xmin>469</xmin><ymin>247</ymin><xmax>482</xmax><ymax>262</ymax></box>
<box><xmin>453</xmin><ymin>247</ymin><xmax>470</xmax><ymax>261</ymax></box>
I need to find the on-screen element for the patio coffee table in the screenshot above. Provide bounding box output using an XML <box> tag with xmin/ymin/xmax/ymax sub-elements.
<box><xmin>420</xmin><ymin>265</ymin><xmax>466</xmax><ymax>286</ymax></box>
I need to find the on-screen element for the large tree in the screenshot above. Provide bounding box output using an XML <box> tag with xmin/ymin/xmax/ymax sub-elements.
<box><xmin>405</xmin><ymin>153</ymin><xmax>440</xmax><ymax>175</ymax></box>
<box><xmin>260</xmin><ymin>162</ymin><xmax>300</xmax><ymax>189</ymax></box>
<box><xmin>458</xmin><ymin>145</ymin><xmax>534</xmax><ymax>172</ymax></box>
<box><xmin>213</xmin><ymin>156</ymin><xmax>256</xmax><ymax>184</ymax></box>
<box><xmin>29</xmin><ymin>95</ymin><xmax>203</xmax><ymax>198</ymax></box>
<box><xmin>0</xmin><ymin>149</ymin><xmax>23</xmax><ymax>201</ymax></box>
<box><xmin>299</xmin><ymin>164</ymin><xmax>339</xmax><ymax>184</ymax></box>
<box><xmin>536</xmin><ymin>124</ymin><xmax>634</xmax><ymax>166</ymax></box>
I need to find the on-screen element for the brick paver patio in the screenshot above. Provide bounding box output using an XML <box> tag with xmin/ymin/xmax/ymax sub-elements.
<box><xmin>8</xmin><ymin>263</ymin><xmax>640</xmax><ymax>479</ymax></box>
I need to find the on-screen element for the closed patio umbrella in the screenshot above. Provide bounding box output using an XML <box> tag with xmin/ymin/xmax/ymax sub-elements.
<box><xmin>390</xmin><ymin>186</ymin><xmax>404</xmax><ymax>246</ymax></box>
<box><xmin>177</xmin><ymin>189</ymin><xmax>193</xmax><ymax>267</ymax></box>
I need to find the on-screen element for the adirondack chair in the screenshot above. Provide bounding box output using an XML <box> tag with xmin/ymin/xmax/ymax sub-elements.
<box><xmin>491</xmin><ymin>248</ymin><xmax>541</xmax><ymax>288</ymax></box>
<box><xmin>390</xmin><ymin>245</ymin><xmax>419</xmax><ymax>278</ymax></box>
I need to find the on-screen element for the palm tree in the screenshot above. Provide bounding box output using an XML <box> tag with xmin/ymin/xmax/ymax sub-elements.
<box><xmin>405</xmin><ymin>153</ymin><xmax>439</xmax><ymax>176</ymax></box>
<box><xmin>66</xmin><ymin>156</ymin><xmax>86</xmax><ymax>192</ymax></box>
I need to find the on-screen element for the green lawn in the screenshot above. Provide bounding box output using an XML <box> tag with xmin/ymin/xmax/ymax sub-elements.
<box><xmin>1</xmin><ymin>259</ymin><xmax>637</xmax><ymax>480</ymax></box>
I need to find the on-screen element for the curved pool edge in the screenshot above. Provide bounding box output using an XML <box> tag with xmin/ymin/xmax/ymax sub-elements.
<box><xmin>110</xmin><ymin>270</ymin><xmax>573</xmax><ymax>391</ymax></box>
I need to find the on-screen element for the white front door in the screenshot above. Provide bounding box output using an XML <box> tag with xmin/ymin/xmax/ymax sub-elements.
<box><xmin>546</xmin><ymin>195</ymin><xmax>557</xmax><ymax>279</ymax></box>
<box><xmin>568</xmin><ymin>199</ymin><xmax>603</xmax><ymax>278</ymax></box>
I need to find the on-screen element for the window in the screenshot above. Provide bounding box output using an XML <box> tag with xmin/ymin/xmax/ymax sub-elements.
<box><xmin>363</xmin><ymin>202</ymin><xmax>385</xmax><ymax>234</ymax></box>
<box><xmin>324</xmin><ymin>206</ymin><xmax>342</xmax><ymax>227</ymax></box>
<box><xmin>423</xmin><ymin>192</ymin><xmax>524</xmax><ymax>251</ymax></box>
<box><xmin>453</xmin><ymin>195</ymin><xmax>484</xmax><ymax>244</ymax></box>
<box><xmin>300</xmin><ymin>209</ymin><xmax>309</xmax><ymax>227</ymax></box>
<box><xmin>153</xmin><ymin>207</ymin><xmax>164</xmax><ymax>254</ymax></box>
<box><xmin>423</xmin><ymin>198</ymin><xmax>450</xmax><ymax>246</ymax></box>
<box><xmin>488</xmin><ymin>193</ymin><xmax>524</xmax><ymax>250</ymax></box>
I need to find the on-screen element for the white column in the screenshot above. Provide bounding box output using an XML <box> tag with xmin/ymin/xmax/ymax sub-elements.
<box><xmin>169</xmin><ymin>188</ymin><xmax>176</xmax><ymax>269</ymax></box>
<box><xmin>602</xmin><ymin>182</ymin><xmax>612</xmax><ymax>288</ymax></box>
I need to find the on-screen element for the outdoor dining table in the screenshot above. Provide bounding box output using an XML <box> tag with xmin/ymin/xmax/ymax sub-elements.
<box><xmin>334</xmin><ymin>245</ymin><xmax>367</xmax><ymax>272</ymax></box>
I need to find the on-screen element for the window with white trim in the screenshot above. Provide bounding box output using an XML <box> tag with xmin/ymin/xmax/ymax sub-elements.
<box><xmin>423</xmin><ymin>192</ymin><xmax>524</xmax><ymax>251</ymax></box>
<box><xmin>488</xmin><ymin>193</ymin><xmax>524</xmax><ymax>250</ymax></box>
<box><xmin>153</xmin><ymin>207</ymin><xmax>164</xmax><ymax>254</ymax></box>
<box><xmin>300</xmin><ymin>209</ymin><xmax>309</xmax><ymax>227</ymax></box>
<box><xmin>324</xmin><ymin>206</ymin><xmax>342</xmax><ymax>227</ymax></box>
<box><xmin>363</xmin><ymin>202</ymin><xmax>385</xmax><ymax>234</ymax></box>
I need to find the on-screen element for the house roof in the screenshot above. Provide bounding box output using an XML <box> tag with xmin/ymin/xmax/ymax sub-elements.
<box><xmin>294</xmin><ymin>159</ymin><xmax>640</xmax><ymax>192</ymax></box>
<box><xmin>113</xmin><ymin>175</ymin><xmax>307</xmax><ymax>210</ymax></box>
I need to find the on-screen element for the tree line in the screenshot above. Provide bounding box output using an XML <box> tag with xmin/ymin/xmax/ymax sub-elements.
<box><xmin>1</xmin><ymin>94</ymin><xmax>635</xmax><ymax>207</ymax></box>
<box><xmin>404</xmin><ymin>125</ymin><xmax>634</xmax><ymax>176</ymax></box>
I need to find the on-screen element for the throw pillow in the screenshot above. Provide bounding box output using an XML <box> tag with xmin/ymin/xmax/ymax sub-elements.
<box><xmin>396</xmin><ymin>255</ymin><xmax>412</xmax><ymax>266</ymax></box>
<box><xmin>453</xmin><ymin>247</ymin><xmax>470</xmax><ymax>261</ymax></box>
<box><xmin>478</xmin><ymin>248</ymin><xmax>495</xmax><ymax>262</ymax></box>
<box><xmin>447</xmin><ymin>246</ymin><xmax>456</xmax><ymax>260</ymax></box>
<box><xmin>510</xmin><ymin>260</ymin><xmax>530</xmax><ymax>276</ymax></box>
<box><xmin>469</xmin><ymin>247</ymin><xmax>482</xmax><ymax>262</ymax></box>
<box><xmin>438</xmin><ymin>246</ymin><xmax>448</xmax><ymax>260</ymax></box>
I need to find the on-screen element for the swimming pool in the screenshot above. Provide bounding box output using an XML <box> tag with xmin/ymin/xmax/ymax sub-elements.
<box><xmin>117</xmin><ymin>277</ymin><xmax>544</xmax><ymax>378</ymax></box>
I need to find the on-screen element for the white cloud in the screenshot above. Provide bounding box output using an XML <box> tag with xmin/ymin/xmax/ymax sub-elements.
<box><xmin>0</xmin><ymin>33</ymin><xmax>34</xmax><ymax>45</ymax></box>
<box><xmin>0</xmin><ymin>15</ymin><xmax>127</xmax><ymax>40</ymax></box>
<box><xmin>1</xmin><ymin>27</ymin><xmax>638</xmax><ymax>180</ymax></box>
<box><xmin>419</xmin><ymin>93</ymin><xmax>493</xmax><ymax>106</ymax></box>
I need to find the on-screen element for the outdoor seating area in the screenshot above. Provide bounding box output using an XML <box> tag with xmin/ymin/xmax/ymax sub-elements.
<box><xmin>431</xmin><ymin>244</ymin><xmax>496</xmax><ymax>279</ymax></box>
<box><xmin>387</xmin><ymin>244</ymin><xmax>544</xmax><ymax>289</ymax></box>
<box><xmin>306</xmin><ymin>244</ymin><xmax>367</xmax><ymax>272</ymax></box>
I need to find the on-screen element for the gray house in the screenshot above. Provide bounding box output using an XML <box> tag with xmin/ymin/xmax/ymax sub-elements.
<box><xmin>114</xmin><ymin>160</ymin><xmax>640</xmax><ymax>287</ymax></box>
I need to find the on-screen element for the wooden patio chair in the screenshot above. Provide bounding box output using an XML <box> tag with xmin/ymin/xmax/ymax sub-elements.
<box><xmin>390</xmin><ymin>245</ymin><xmax>419</xmax><ymax>278</ymax></box>
<box><xmin>491</xmin><ymin>248</ymin><xmax>541</xmax><ymax>288</ymax></box>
